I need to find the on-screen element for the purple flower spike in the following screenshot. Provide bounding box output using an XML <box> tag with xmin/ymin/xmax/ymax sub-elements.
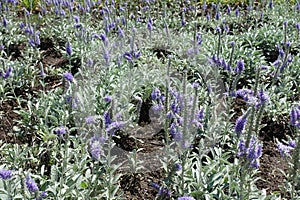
<box><xmin>89</xmin><ymin>136</ymin><xmax>106</xmax><ymax>160</ymax></box>
<box><xmin>296</xmin><ymin>23</ymin><xmax>300</xmax><ymax>31</ymax></box>
<box><xmin>0</xmin><ymin>169</ymin><xmax>12</xmax><ymax>180</ymax></box>
<box><xmin>290</xmin><ymin>107</ymin><xmax>300</xmax><ymax>127</ymax></box>
<box><xmin>147</xmin><ymin>17</ymin><xmax>153</xmax><ymax>31</ymax></box>
<box><xmin>235</xmin><ymin>59</ymin><xmax>245</xmax><ymax>74</ymax></box>
<box><xmin>269</xmin><ymin>0</ymin><xmax>273</xmax><ymax>9</ymax></box>
<box><xmin>63</xmin><ymin>72</ymin><xmax>74</xmax><ymax>82</ymax></box>
<box><xmin>174</xmin><ymin>163</ymin><xmax>182</xmax><ymax>171</ymax></box>
<box><xmin>104</xmin><ymin>95</ymin><xmax>112</xmax><ymax>103</ymax></box>
<box><xmin>3</xmin><ymin>66</ymin><xmax>12</xmax><ymax>79</ymax></box>
<box><xmin>55</xmin><ymin>126</ymin><xmax>66</xmax><ymax>135</ymax></box>
<box><xmin>25</xmin><ymin>175</ymin><xmax>39</xmax><ymax>193</ymax></box>
<box><xmin>66</xmin><ymin>41</ymin><xmax>72</xmax><ymax>56</ymax></box>
<box><xmin>85</xmin><ymin>116</ymin><xmax>96</xmax><ymax>124</ymax></box>
<box><xmin>235</xmin><ymin>114</ymin><xmax>248</xmax><ymax>137</ymax></box>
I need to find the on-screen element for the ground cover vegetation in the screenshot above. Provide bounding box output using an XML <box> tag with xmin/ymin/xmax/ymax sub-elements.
<box><xmin>0</xmin><ymin>0</ymin><xmax>300</xmax><ymax>199</ymax></box>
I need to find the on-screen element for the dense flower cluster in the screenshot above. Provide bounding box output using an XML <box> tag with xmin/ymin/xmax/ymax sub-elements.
<box><xmin>25</xmin><ymin>175</ymin><xmax>39</xmax><ymax>193</ymax></box>
<box><xmin>66</xmin><ymin>41</ymin><xmax>72</xmax><ymax>56</ymax></box>
<box><xmin>151</xmin><ymin>183</ymin><xmax>170</xmax><ymax>198</ymax></box>
<box><xmin>290</xmin><ymin>106</ymin><xmax>300</xmax><ymax>128</ymax></box>
<box><xmin>232</xmin><ymin>88</ymin><xmax>269</xmax><ymax>108</ymax></box>
<box><xmin>1</xmin><ymin>66</ymin><xmax>12</xmax><ymax>79</ymax></box>
<box><xmin>237</xmin><ymin>137</ymin><xmax>263</xmax><ymax>168</ymax></box>
<box><xmin>151</xmin><ymin>87</ymin><xmax>204</xmax><ymax>148</ymax></box>
<box><xmin>89</xmin><ymin>135</ymin><xmax>106</xmax><ymax>161</ymax></box>
<box><xmin>0</xmin><ymin>169</ymin><xmax>12</xmax><ymax>180</ymax></box>
<box><xmin>55</xmin><ymin>126</ymin><xmax>66</xmax><ymax>135</ymax></box>
<box><xmin>277</xmin><ymin>140</ymin><xmax>296</xmax><ymax>157</ymax></box>
<box><xmin>85</xmin><ymin>116</ymin><xmax>96</xmax><ymax>125</ymax></box>
<box><xmin>235</xmin><ymin>114</ymin><xmax>248</xmax><ymax>137</ymax></box>
<box><xmin>104</xmin><ymin>112</ymin><xmax>126</xmax><ymax>135</ymax></box>
<box><xmin>63</xmin><ymin>72</ymin><xmax>74</xmax><ymax>83</ymax></box>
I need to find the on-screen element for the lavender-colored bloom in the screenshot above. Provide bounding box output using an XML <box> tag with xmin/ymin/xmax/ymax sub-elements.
<box><xmin>104</xmin><ymin>111</ymin><xmax>111</xmax><ymax>128</ymax></box>
<box><xmin>0</xmin><ymin>169</ymin><xmax>12</xmax><ymax>179</ymax></box>
<box><xmin>278</xmin><ymin>141</ymin><xmax>294</xmax><ymax>157</ymax></box>
<box><xmin>229</xmin><ymin>41</ymin><xmax>235</xmax><ymax>47</ymax></box>
<box><xmin>24</xmin><ymin>26</ymin><xmax>34</xmax><ymax>35</ymax></box>
<box><xmin>151</xmin><ymin>88</ymin><xmax>161</xmax><ymax>100</ymax></box>
<box><xmin>202</xmin><ymin>3</ymin><xmax>207</xmax><ymax>10</ymax></box>
<box><xmin>287</xmin><ymin>54</ymin><xmax>293</xmax><ymax>63</ymax></box>
<box><xmin>121</xmin><ymin>16</ymin><xmax>126</xmax><ymax>25</ymax></box>
<box><xmin>273</xmin><ymin>59</ymin><xmax>281</xmax><ymax>66</ymax></box>
<box><xmin>106</xmin><ymin>121</ymin><xmax>126</xmax><ymax>135</ymax></box>
<box><xmin>85</xmin><ymin>116</ymin><xmax>96</xmax><ymax>124</ymax></box>
<box><xmin>196</xmin><ymin>32</ymin><xmax>202</xmax><ymax>45</ymax></box>
<box><xmin>227</xmin><ymin>5</ymin><xmax>231</xmax><ymax>15</ymax></box>
<box><xmin>123</xmin><ymin>52</ymin><xmax>132</xmax><ymax>61</ymax></box>
<box><xmin>174</xmin><ymin>163</ymin><xmax>182</xmax><ymax>171</ymax></box>
<box><xmin>235</xmin><ymin>8</ymin><xmax>239</xmax><ymax>17</ymax></box>
<box><xmin>55</xmin><ymin>126</ymin><xmax>66</xmax><ymax>135</ymax></box>
<box><xmin>89</xmin><ymin>136</ymin><xmax>106</xmax><ymax>160</ymax></box>
<box><xmin>35</xmin><ymin>31</ymin><xmax>40</xmax><ymax>46</ymax></box>
<box><xmin>290</xmin><ymin>107</ymin><xmax>300</xmax><ymax>127</ymax></box>
<box><xmin>256</xmin><ymin>89</ymin><xmax>269</xmax><ymax>108</ymax></box>
<box><xmin>235</xmin><ymin>114</ymin><xmax>247</xmax><ymax>137</ymax></box>
<box><xmin>235</xmin><ymin>59</ymin><xmax>245</xmax><ymax>73</ymax></box>
<box><xmin>296</xmin><ymin>23</ymin><xmax>300</xmax><ymax>31</ymax></box>
<box><xmin>225</xmin><ymin>25</ymin><xmax>230</xmax><ymax>34</ymax></box>
<box><xmin>0</xmin><ymin>44</ymin><xmax>4</xmax><ymax>50</ymax></box>
<box><xmin>41</xmin><ymin>191</ymin><xmax>47</xmax><ymax>198</ymax></box>
<box><xmin>25</xmin><ymin>176</ymin><xmax>39</xmax><ymax>193</ymax></box>
<box><xmin>206</xmin><ymin>13</ymin><xmax>210</xmax><ymax>21</ymax></box>
<box><xmin>151</xmin><ymin>183</ymin><xmax>170</xmax><ymax>197</ymax></box>
<box><xmin>63</xmin><ymin>72</ymin><xmax>74</xmax><ymax>82</ymax></box>
<box><xmin>74</xmin><ymin>23</ymin><xmax>82</xmax><ymax>29</ymax></box>
<box><xmin>3</xmin><ymin>66</ymin><xmax>12</xmax><ymax>79</ymax></box>
<box><xmin>216</xmin><ymin>26</ymin><xmax>221</xmax><ymax>34</ymax></box>
<box><xmin>118</xmin><ymin>26</ymin><xmax>124</xmax><ymax>37</ymax></box>
<box><xmin>73</xmin><ymin>15</ymin><xmax>80</xmax><ymax>23</ymax></box>
<box><xmin>211</xmin><ymin>3</ymin><xmax>217</xmax><ymax>10</ymax></box>
<box><xmin>260</xmin><ymin>12</ymin><xmax>264</xmax><ymax>20</ymax></box>
<box><xmin>3</xmin><ymin>17</ymin><xmax>7</xmax><ymax>27</ymax></box>
<box><xmin>269</xmin><ymin>0</ymin><xmax>273</xmax><ymax>9</ymax></box>
<box><xmin>60</xmin><ymin>9</ymin><xmax>65</xmax><ymax>16</ymax></box>
<box><xmin>288</xmin><ymin>140</ymin><xmax>296</xmax><ymax>148</ymax></box>
<box><xmin>29</xmin><ymin>38</ymin><xmax>35</xmax><ymax>47</ymax></box>
<box><xmin>283</xmin><ymin>21</ymin><xmax>288</xmax><ymax>27</ymax></box>
<box><xmin>215</xmin><ymin>11</ymin><xmax>220</xmax><ymax>20</ymax></box>
<box><xmin>147</xmin><ymin>17</ymin><xmax>153</xmax><ymax>31</ymax></box>
<box><xmin>20</xmin><ymin>22</ymin><xmax>25</xmax><ymax>29</ymax></box>
<box><xmin>238</xmin><ymin>137</ymin><xmax>263</xmax><ymax>168</ymax></box>
<box><xmin>104</xmin><ymin>95</ymin><xmax>112</xmax><ymax>103</ymax></box>
<box><xmin>286</xmin><ymin>41</ymin><xmax>291</xmax><ymax>49</ymax></box>
<box><xmin>170</xmin><ymin>122</ymin><xmax>182</xmax><ymax>142</ymax></box>
<box><xmin>66</xmin><ymin>41</ymin><xmax>72</xmax><ymax>56</ymax></box>
<box><xmin>178</xmin><ymin>196</ymin><xmax>196</xmax><ymax>200</ymax></box>
<box><xmin>236</xmin><ymin>89</ymin><xmax>254</xmax><ymax>101</ymax></box>
<box><xmin>261</xmin><ymin>65</ymin><xmax>268</xmax><ymax>70</ymax></box>
<box><xmin>152</xmin><ymin>103</ymin><xmax>164</xmax><ymax>114</ymax></box>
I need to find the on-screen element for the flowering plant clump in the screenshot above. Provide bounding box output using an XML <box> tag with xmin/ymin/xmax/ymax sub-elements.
<box><xmin>237</xmin><ymin>137</ymin><xmax>263</xmax><ymax>169</ymax></box>
<box><xmin>1</xmin><ymin>0</ymin><xmax>300</xmax><ymax>199</ymax></box>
